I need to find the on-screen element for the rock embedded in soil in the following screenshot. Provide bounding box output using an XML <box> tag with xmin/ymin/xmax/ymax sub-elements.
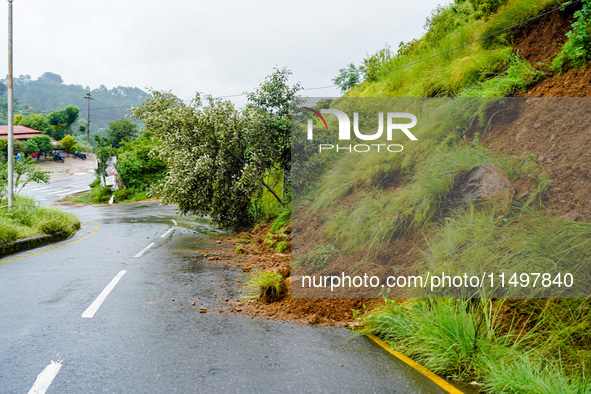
<box><xmin>452</xmin><ymin>162</ymin><xmax>515</xmax><ymax>213</ymax></box>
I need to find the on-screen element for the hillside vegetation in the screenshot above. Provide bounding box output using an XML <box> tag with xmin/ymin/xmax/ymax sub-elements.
<box><xmin>0</xmin><ymin>72</ymin><xmax>151</xmax><ymax>132</ymax></box>
<box><xmin>294</xmin><ymin>0</ymin><xmax>591</xmax><ymax>392</ymax></box>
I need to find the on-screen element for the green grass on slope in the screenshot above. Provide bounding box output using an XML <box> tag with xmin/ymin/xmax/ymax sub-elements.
<box><xmin>348</xmin><ymin>0</ymin><xmax>562</xmax><ymax>98</ymax></box>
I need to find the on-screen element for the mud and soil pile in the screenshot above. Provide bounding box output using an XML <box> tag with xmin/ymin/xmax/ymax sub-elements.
<box><xmin>201</xmin><ymin>224</ymin><xmax>372</xmax><ymax>326</ymax></box>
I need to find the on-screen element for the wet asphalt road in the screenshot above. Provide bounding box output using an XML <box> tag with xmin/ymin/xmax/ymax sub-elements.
<box><xmin>0</xmin><ymin>201</ymin><xmax>447</xmax><ymax>393</ymax></box>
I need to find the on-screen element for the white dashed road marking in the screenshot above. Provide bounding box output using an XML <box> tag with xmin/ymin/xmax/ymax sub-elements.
<box><xmin>160</xmin><ymin>228</ymin><xmax>174</xmax><ymax>238</ymax></box>
<box><xmin>133</xmin><ymin>243</ymin><xmax>155</xmax><ymax>258</ymax></box>
<box><xmin>28</xmin><ymin>360</ymin><xmax>62</xmax><ymax>394</ymax></box>
<box><xmin>82</xmin><ymin>270</ymin><xmax>127</xmax><ymax>318</ymax></box>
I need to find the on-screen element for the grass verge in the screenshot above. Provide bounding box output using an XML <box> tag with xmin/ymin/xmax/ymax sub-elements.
<box><xmin>0</xmin><ymin>196</ymin><xmax>79</xmax><ymax>244</ymax></box>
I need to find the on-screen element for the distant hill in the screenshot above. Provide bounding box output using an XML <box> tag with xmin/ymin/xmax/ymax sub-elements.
<box><xmin>0</xmin><ymin>72</ymin><xmax>151</xmax><ymax>133</ymax></box>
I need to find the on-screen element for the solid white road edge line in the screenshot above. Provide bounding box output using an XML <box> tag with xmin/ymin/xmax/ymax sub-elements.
<box><xmin>82</xmin><ymin>270</ymin><xmax>127</xmax><ymax>318</ymax></box>
<box><xmin>28</xmin><ymin>360</ymin><xmax>62</xmax><ymax>394</ymax></box>
<box><xmin>133</xmin><ymin>242</ymin><xmax>155</xmax><ymax>258</ymax></box>
<box><xmin>160</xmin><ymin>228</ymin><xmax>174</xmax><ymax>238</ymax></box>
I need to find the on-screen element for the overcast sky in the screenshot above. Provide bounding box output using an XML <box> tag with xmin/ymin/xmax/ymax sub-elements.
<box><xmin>0</xmin><ymin>0</ymin><xmax>447</xmax><ymax>106</ymax></box>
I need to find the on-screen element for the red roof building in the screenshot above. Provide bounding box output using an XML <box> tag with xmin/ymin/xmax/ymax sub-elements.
<box><xmin>0</xmin><ymin>125</ymin><xmax>44</xmax><ymax>140</ymax></box>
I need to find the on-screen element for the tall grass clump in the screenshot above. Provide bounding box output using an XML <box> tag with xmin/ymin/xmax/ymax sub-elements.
<box><xmin>241</xmin><ymin>270</ymin><xmax>285</xmax><ymax>303</ymax></box>
<box><xmin>460</xmin><ymin>55</ymin><xmax>547</xmax><ymax>97</ymax></box>
<box><xmin>419</xmin><ymin>205</ymin><xmax>591</xmax><ymax>297</ymax></box>
<box><xmin>361</xmin><ymin>297</ymin><xmax>591</xmax><ymax>392</ymax></box>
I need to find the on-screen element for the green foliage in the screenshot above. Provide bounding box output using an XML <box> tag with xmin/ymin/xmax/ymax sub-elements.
<box><xmin>44</xmin><ymin>105</ymin><xmax>80</xmax><ymax>140</ymax></box>
<box><xmin>361</xmin><ymin>298</ymin><xmax>591</xmax><ymax>392</ymax></box>
<box><xmin>105</xmin><ymin>118</ymin><xmax>138</xmax><ymax>148</ymax></box>
<box><xmin>90</xmin><ymin>185</ymin><xmax>112</xmax><ymax>203</ymax></box>
<box><xmin>241</xmin><ymin>270</ymin><xmax>285</xmax><ymax>303</ymax></box>
<box><xmin>115</xmin><ymin>134</ymin><xmax>166</xmax><ymax>192</ymax></box>
<box><xmin>360</xmin><ymin>44</ymin><xmax>392</xmax><ymax>81</ymax></box>
<box><xmin>308</xmin><ymin>98</ymin><xmax>548</xmax><ymax>256</ymax></box>
<box><xmin>132</xmin><ymin>92</ymin><xmax>268</xmax><ymax>226</ymax></box>
<box><xmin>19</xmin><ymin>113</ymin><xmax>49</xmax><ymax>131</ymax></box>
<box><xmin>60</xmin><ymin>134</ymin><xmax>76</xmax><ymax>154</ymax></box>
<box><xmin>0</xmin><ymin>157</ymin><xmax>50</xmax><ymax>198</ymax></box>
<box><xmin>552</xmin><ymin>0</ymin><xmax>591</xmax><ymax>70</ymax></box>
<box><xmin>468</xmin><ymin>0</ymin><xmax>508</xmax><ymax>19</ymax></box>
<box><xmin>246</xmin><ymin>67</ymin><xmax>302</xmax><ymax>198</ymax></box>
<box><xmin>270</xmin><ymin>204</ymin><xmax>291</xmax><ymax>233</ymax></box>
<box><xmin>0</xmin><ymin>196</ymin><xmax>79</xmax><ymax>243</ymax></box>
<box><xmin>28</xmin><ymin>135</ymin><xmax>52</xmax><ymax>154</ymax></box>
<box><xmin>332</xmin><ymin>63</ymin><xmax>361</xmax><ymax>93</ymax></box>
<box><xmin>421</xmin><ymin>206</ymin><xmax>591</xmax><ymax>296</ymax></box>
<box><xmin>349</xmin><ymin>0</ymin><xmax>559</xmax><ymax>98</ymax></box>
<box><xmin>294</xmin><ymin>244</ymin><xmax>339</xmax><ymax>271</ymax></box>
<box><xmin>423</xmin><ymin>2</ymin><xmax>473</xmax><ymax>43</ymax></box>
<box><xmin>39</xmin><ymin>72</ymin><xmax>63</xmax><ymax>84</ymax></box>
<box><xmin>11</xmin><ymin>75</ymin><xmax>150</xmax><ymax>132</ymax></box>
<box><xmin>275</xmin><ymin>241</ymin><xmax>288</xmax><ymax>253</ymax></box>
<box><xmin>459</xmin><ymin>55</ymin><xmax>546</xmax><ymax>96</ymax></box>
<box><xmin>33</xmin><ymin>206</ymin><xmax>79</xmax><ymax>234</ymax></box>
<box><xmin>24</xmin><ymin>139</ymin><xmax>39</xmax><ymax>154</ymax></box>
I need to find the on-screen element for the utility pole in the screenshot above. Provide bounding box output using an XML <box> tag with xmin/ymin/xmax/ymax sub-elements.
<box><xmin>84</xmin><ymin>92</ymin><xmax>93</xmax><ymax>150</ymax></box>
<box><xmin>7</xmin><ymin>0</ymin><xmax>14</xmax><ymax>210</ymax></box>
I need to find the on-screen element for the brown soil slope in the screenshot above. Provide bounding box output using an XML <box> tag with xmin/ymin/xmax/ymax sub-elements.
<box><xmin>484</xmin><ymin>4</ymin><xmax>591</xmax><ymax>222</ymax></box>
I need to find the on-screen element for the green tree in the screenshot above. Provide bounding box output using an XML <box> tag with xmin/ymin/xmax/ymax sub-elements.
<box><xmin>332</xmin><ymin>63</ymin><xmax>361</xmax><ymax>93</ymax></box>
<box><xmin>28</xmin><ymin>135</ymin><xmax>52</xmax><ymax>156</ymax></box>
<box><xmin>14</xmin><ymin>114</ymin><xmax>23</xmax><ymax>125</ymax></box>
<box><xmin>116</xmin><ymin>135</ymin><xmax>166</xmax><ymax>192</ymax></box>
<box><xmin>106</xmin><ymin>118</ymin><xmax>138</xmax><ymax>148</ymax></box>
<box><xmin>60</xmin><ymin>134</ymin><xmax>76</xmax><ymax>155</ymax></box>
<box><xmin>360</xmin><ymin>44</ymin><xmax>392</xmax><ymax>81</ymax></box>
<box><xmin>38</xmin><ymin>72</ymin><xmax>63</xmax><ymax>84</ymax></box>
<box><xmin>132</xmin><ymin>91</ymin><xmax>271</xmax><ymax>226</ymax></box>
<box><xmin>25</xmin><ymin>139</ymin><xmax>39</xmax><ymax>154</ymax></box>
<box><xmin>246</xmin><ymin>67</ymin><xmax>302</xmax><ymax>200</ymax></box>
<box><xmin>0</xmin><ymin>157</ymin><xmax>50</xmax><ymax>198</ymax></box>
<box><xmin>19</xmin><ymin>113</ymin><xmax>49</xmax><ymax>131</ymax></box>
<box><xmin>47</xmin><ymin>105</ymin><xmax>80</xmax><ymax>140</ymax></box>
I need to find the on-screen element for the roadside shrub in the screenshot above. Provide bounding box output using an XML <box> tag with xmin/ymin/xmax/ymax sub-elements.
<box><xmin>241</xmin><ymin>270</ymin><xmax>285</xmax><ymax>303</ymax></box>
<box><xmin>114</xmin><ymin>188</ymin><xmax>132</xmax><ymax>201</ymax></box>
<box><xmin>32</xmin><ymin>207</ymin><xmax>78</xmax><ymax>235</ymax></box>
<box><xmin>0</xmin><ymin>217</ymin><xmax>22</xmax><ymax>243</ymax></box>
<box><xmin>90</xmin><ymin>177</ymin><xmax>101</xmax><ymax>188</ymax></box>
<box><xmin>90</xmin><ymin>185</ymin><xmax>112</xmax><ymax>203</ymax></box>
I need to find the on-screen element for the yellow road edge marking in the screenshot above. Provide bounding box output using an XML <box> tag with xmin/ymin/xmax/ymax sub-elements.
<box><xmin>367</xmin><ymin>334</ymin><xmax>463</xmax><ymax>394</ymax></box>
<box><xmin>0</xmin><ymin>222</ymin><xmax>101</xmax><ymax>265</ymax></box>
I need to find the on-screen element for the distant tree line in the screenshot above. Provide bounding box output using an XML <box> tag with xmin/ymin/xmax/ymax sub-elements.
<box><xmin>0</xmin><ymin>72</ymin><xmax>151</xmax><ymax>132</ymax></box>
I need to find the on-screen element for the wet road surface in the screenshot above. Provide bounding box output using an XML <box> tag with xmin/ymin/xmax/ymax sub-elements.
<box><xmin>0</xmin><ymin>202</ymin><xmax>447</xmax><ymax>393</ymax></box>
